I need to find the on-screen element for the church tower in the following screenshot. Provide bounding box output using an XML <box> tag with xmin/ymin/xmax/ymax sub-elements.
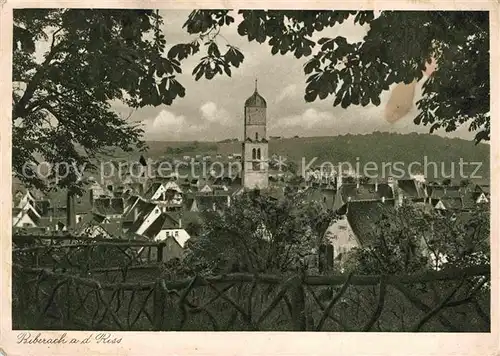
<box><xmin>242</xmin><ymin>80</ymin><xmax>269</xmax><ymax>190</ymax></box>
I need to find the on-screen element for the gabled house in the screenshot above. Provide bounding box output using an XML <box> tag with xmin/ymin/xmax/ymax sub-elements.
<box><xmin>188</xmin><ymin>194</ymin><xmax>230</xmax><ymax>212</ymax></box>
<box><xmin>325</xmin><ymin>200</ymin><xmax>396</xmax><ymax>264</ymax></box>
<box><xmin>127</xmin><ymin>202</ymin><xmax>162</xmax><ymax>236</ymax></box>
<box><xmin>12</xmin><ymin>207</ymin><xmax>40</xmax><ymax>229</ymax></box>
<box><xmin>332</xmin><ymin>182</ymin><xmax>394</xmax><ymax>212</ymax></box>
<box><xmin>474</xmin><ymin>184</ymin><xmax>490</xmax><ymax>199</ymax></box>
<box><xmin>198</xmin><ymin>184</ymin><xmax>213</xmax><ymax>194</ymax></box>
<box><xmin>432</xmin><ymin>196</ymin><xmax>464</xmax><ymax>211</ymax></box>
<box><xmin>396</xmin><ymin>179</ymin><xmax>427</xmax><ymax>203</ymax></box>
<box><xmin>144</xmin><ymin>182</ymin><xmax>166</xmax><ymax>201</ymax></box>
<box><xmin>14</xmin><ymin>190</ymin><xmax>35</xmax><ymax>209</ymax></box>
<box><xmin>137</xmin><ymin>213</ymin><xmax>191</xmax><ymax>262</ymax></box>
<box><xmin>74</xmin><ymin>213</ymin><xmax>123</xmax><ymax>238</ymax></box>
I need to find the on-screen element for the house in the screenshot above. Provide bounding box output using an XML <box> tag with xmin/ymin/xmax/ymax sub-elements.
<box><xmin>325</xmin><ymin>200</ymin><xmax>396</xmax><ymax>263</ymax></box>
<box><xmin>474</xmin><ymin>184</ymin><xmax>490</xmax><ymax>201</ymax></box>
<box><xmin>432</xmin><ymin>196</ymin><xmax>464</xmax><ymax>211</ymax></box>
<box><xmin>198</xmin><ymin>184</ymin><xmax>213</xmax><ymax>194</ymax></box>
<box><xmin>474</xmin><ymin>184</ymin><xmax>490</xmax><ymax>198</ymax></box>
<box><xmin>144</xmin><ymin>182</ymin><xmax>166</xmax><ymax>201</ymax></box>
<box><xmin>93</xmin><ymin>197</ymin><xmax>125</xmax><ymax>219</ymax></box>
<box><xmin>127</xmin><ymin>202</ymin><xmax>163</xmax><ymax>236</ymax></box>
<box><xmin>301</xmin><ymin>187</ymin><xmax>336</xmax><ymax>209</ymax></box>
<box><xmin>428</xmin><ymin>185</ymin><xmax>487</xmax><ymax>212</ymax></box>
<box><xmin>139</xmin><ymin>212</ymin><xmax>191</xmax><ymax>261</ymax></box>
<box><xmin>332</xmin><ymin>182</ymin><xmax>394</xmax><ymax>212</ymax></box>
<box><xmin>188</xmin><ymin>194</ymin><xmax>230</xmax><ymax>212</ymax></box>
<box><xmin>396</xmin><ymin>179</ymin><xmax>427</xmax><ymax>203</ymax></box>
<box><xmin>12</xmin><ymin>206</ymin><xmax>40</xmax><ymax>229</ymax></box>
<box><xmin>14</xmin><ymin>189</ymin><xmax>36</xmax><ymax>209</ymax></box>
<box><xmin>74</xmin><ymin>213</ymin><xmax>123</xmax><ymax>238</ymax></box>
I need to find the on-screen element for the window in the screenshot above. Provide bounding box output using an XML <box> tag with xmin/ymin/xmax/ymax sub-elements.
<box><xmin>252</xmin><ymin>148</ymin><xmax>256</xmax><ymax>160</ymax></box>
<box><xmin>175</xmin><ymin>231</ymin><xmax>179</xmax><ymax>237</ymax></box>
<box><xmin>255</xmin><ymin>132</ymin><xmax>259</xmax><ymax>140</ymax></box>
<box><xmin>257</xmin><ymin>148</ymin><xmax>261</xmax><ymax>159</ymax></box>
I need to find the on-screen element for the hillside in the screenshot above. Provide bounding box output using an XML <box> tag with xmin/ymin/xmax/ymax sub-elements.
<box><xmin>115</xmin><ymin>132</ymin><xmax>490</xmax><ymax>180</ymax></box>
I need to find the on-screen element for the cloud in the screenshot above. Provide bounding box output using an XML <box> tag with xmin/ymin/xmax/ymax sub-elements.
<box><xmin>199</xmin><ymin>101</ymin><xmax>231</xmax><ymax>125</ymax></box>
<box><xmin>275</xmin><ymin>84</ymin><xmax>299</xmax><ymax>103</ymax></box>
<box><xmin>141</xmin><ymin>109</ymin><xmax>203</xmax><ymax>141</ymax></box>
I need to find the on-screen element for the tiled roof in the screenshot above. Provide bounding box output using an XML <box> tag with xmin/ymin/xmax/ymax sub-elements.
<box><xmin>333</xmin><ymin>183</ymin><xmax>394</xmax><ymax>211</ymax></box>
<box><xmin>93</xmin><ymin>198</ymin><xmax>111</xmax><ymax>216</ymax></box>
<box><xmin>93</xmin><ymin>197</ymin><xmax>125</xmax><ymax>216</ymax></box>
<box><xmin>428</xmin><ymin>185</ymin><xmax>461</xmax><ymax>199</ymax></box>
<box><xmin>184</xmin><ymin>197</ymin><xmax>195</xmax><ymax>210</ymax></box>
<box><xmin>475</xmin><ymin>184</ymin><xmax>490</xmax><ymax>195</ymax></box>
<box><xmin>397</xmin><ymin>179</ymin><xmax>426</xmax><ymax>199</ymax></box>
<box><xmin>34</xmin><ymin>200</ymin><xmax>51</xmax><ymax>216</ymax></box>
<box><xmin>110</xmin><ymin>197</ymin><xmax>124</xmax><ymax>214</ymax></box>
<box><xmin>340</xmin><ymin>183</ymin><xmax>393</xmax><ymax>202</ymax></box>
<box><xmin>142</xmin><ymin>213</ymin><xmax>166</xmax><ymax>239</ymax></box>
<box><xmin>144</xmin><ymin>182</ymin><xmax>163</xmax><ymax>200</ymax></box>
<box><xmin>26</xmin><ymin>209</ymin><xmax>41</xmax><ymax>225</ymax></box>
<box><xmin>127</xmin><ymin>202</ymin><xmax>158</xmax><ymax>233</ymax></box>
<box><xmin>440</xmin><ymin>197</ymin><xmax>464</xmax><ymax>210</ymax></box>
<box><xmin>345</xmin><ymin>201</ymin><xmax>396</xmax><ymax>246</ymax></box>
<box><xmin>462</xmin><ymin>191</ymin><xmax>481</xmax><ymax>210</ymax></box>
<box><xmin>162</xmin><ymin>212</ymin><xmax>180</xmax><ymax>230</ymax></box>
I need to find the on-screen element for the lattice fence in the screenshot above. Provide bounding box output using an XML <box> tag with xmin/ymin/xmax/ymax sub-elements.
<box><xmin>12</xmin><ymin>234</ymin><xmax>491</xmax><ymax>332</ymax></box>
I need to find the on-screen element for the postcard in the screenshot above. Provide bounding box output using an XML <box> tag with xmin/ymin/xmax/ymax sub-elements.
<box><xmin>1</xmin><ymin>2</ymin><xmax>498</xmax><ymax>355</ymax></box>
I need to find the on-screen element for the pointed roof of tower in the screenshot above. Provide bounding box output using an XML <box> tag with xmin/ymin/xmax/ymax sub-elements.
<box><xmin>245</xmin><ymin>79</ymin><xmax>267</xmax><ymax>108</ymax></box>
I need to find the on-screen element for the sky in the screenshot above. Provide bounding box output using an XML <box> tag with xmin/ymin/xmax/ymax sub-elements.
<box><xmin>38</xmin><ymin>10</ymin><xmax>476</xmax><ymax>142</ymax></box>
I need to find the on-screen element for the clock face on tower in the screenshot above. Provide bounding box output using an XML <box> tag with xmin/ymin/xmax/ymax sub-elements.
<box><xmin>246</xmin><ymin>108</ymin><xmax>265</xmax><ymax>125</ymax></box>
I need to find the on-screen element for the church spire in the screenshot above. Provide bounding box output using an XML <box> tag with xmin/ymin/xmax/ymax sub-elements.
<box><xmin>255</xmin><ymin>78</ymin><xmax>258</xmax><ymax>92</ymax></box>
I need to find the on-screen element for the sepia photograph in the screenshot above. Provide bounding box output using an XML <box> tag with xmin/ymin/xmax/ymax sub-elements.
<box><xmin>2</xmin><ymin>3</ymin><xmax>498</xmax><ymax>353</ymax></box>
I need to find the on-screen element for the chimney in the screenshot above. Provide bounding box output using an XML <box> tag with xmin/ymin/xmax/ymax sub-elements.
<box><xmin>66</xmin><ymin>190</ymin><xmax>77</xmax><ymax>230</ymax></box>
<box><xmin>356</xmin><ymin>179</ymin><xmax>360</xmax><ymax>189</ymax></box>
<box><xmin>382</xmin><ymin>196</ymin><xmax>386</xmax><ymax>203</ymax></box>
<box><xmin>375</xmin><ymin>181</ymin><xmax>378</xmax><ymax>192</ymax></box>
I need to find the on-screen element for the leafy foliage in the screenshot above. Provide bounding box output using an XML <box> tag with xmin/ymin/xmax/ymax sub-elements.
<box><xmin>183</xmin><ymin>191</ymin><xmax>336</xmax><ymax>275</ymax></box>
<box><xmin>344</xmin><ymin>202</ymin><xmax>490</xmax><ymax>274</ymax></box>
<box><xmin>13</xmin><ymin>10</ymin><xmax>185</xmax><ymax>192</ymax></box>
<box><xmin>13</xmin><ymin>10</ymin><xmax>489</xmax><ymax>194</ymax></box>
<box><xmin>179</xmin><ymin>10</ymin><xmax>489</xmax><ymax>143</ymax></box>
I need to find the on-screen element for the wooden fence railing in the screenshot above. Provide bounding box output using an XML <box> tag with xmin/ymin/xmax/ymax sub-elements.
<box><xmin>12</xmin><ymin>263</ymin><xmax>490</xmax><ymax>332</ymax></box>
<box><xmin>12</xmin><ymin>234</ymin><xmax>167</xmax><ymax>277</ymax></box>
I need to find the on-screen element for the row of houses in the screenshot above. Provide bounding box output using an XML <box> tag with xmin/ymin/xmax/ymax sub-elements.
<box><xmin>174</xmin><ymin>153</ymin><xmax>243</xmax><ymax>162</ymax></box>
<box><xmin>319</xmin><ymin>179</ymin><xmax>490</xmax><ymax>266</ymax></box>
<box><xmin>12</xmin><ymin>174</ymin><xmax>490</xmax><ymax>264</ymax></box>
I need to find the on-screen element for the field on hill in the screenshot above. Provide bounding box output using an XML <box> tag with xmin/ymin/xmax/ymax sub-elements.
<box><xmin>108</xmin><ymin>132</ymin><xmax>489</xmax><ymax>181</ymax></box>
